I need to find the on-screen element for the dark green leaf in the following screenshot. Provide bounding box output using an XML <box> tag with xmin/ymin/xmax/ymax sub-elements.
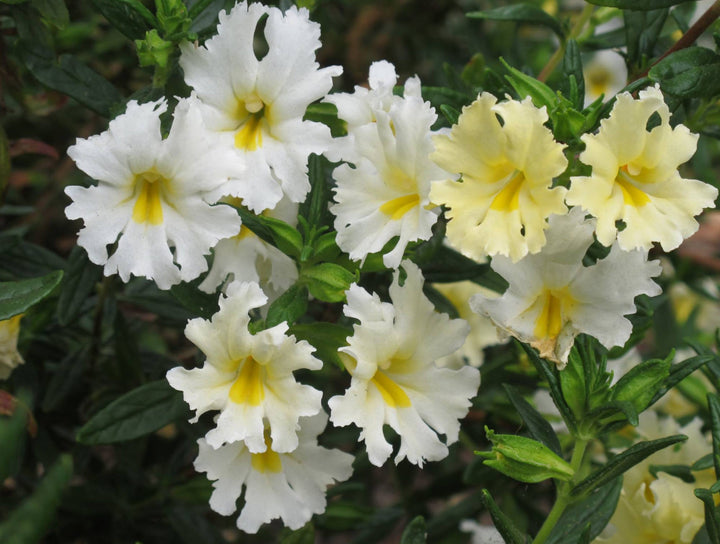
<box><xmin>235</xmin><ymin>207</ymin><xmax>302</xmax><ymax>258</ymax></box>
<box><xmin>419</xmin><ymin>245</ymin><xmax>505</xmax><ymax>291</ymax></box>
<box><xmin>545</xmin><ymin>477</ymin><xmax>622</xmax><ymax>544</ymax></box>
<box><xmin>280</xmin><ymin>523</ymin><xmax>315</xmax><ymax>544</ymax></box>
<box><xmin>693</xmin><ymin>453</ymin><xmax>714</xmax><ymax>471</ymax></box>
<box><xmin>503</xmin><ymin>384</ymin><xmax>562</xmax><ymax>456</ymax></box>
<box><xmin>440</xmin><ymin>104</ymin><xmax>460</xmax><ymax>125</ymax></box>
<box><xmin>649</xmin><ymin>47</ymin><xmax>720</xmax><ymax>99</ymax></box>
<box><xmin>624</xmin><ymin>8</ymin><xmax>668</xmax><ymax>67</ymax></box>
<box><xmin>299</xmin><ymin>153</ymin><xmax>334</xmax><ymax>228</ymax></box>
<box><xmin>562</xmin><ymin>39</ymin><xmax>585</xmax><ymax>111</ymax></box>
<box><xmin>0</xmin><ymin>270</ymin><xmax>63</xmax><ymax>320</ymax></box>
<box><xmin>501</xmin><ymin>58</ymin><xmax>556</xmax><ymax>110</ymax></box>
<box><xmin>91</xmin><ymin>0</ymin><xmax>155</xmax><ymax>39</ymax></box>
<box><xmin>266</xmin><ymin>285</ymin><xmax>308</xmax><ymax>329</ymax></box>
<box><xmin>467</xmin><ymin>4</ymin><xmax>564</xmax><ymax>37</ymax></box>
<box><xmin>708</xmin><ymin>394</ymin><xmax>720</xmax><ymax>481</ymax></box>
<box><xmin>400</xmin><ymin>516</ymin><xmax>426</xmax><ymax>544</ymax></box>
<box><xmin>585</xmin><ymin>0</ymin><xmax>693</xmax><ymax>8</ymax></box>
<box><xmin>166</xmin><ymin>506</ymin><xmax>225</xmax><ymax>544</ymax></box>
<box><xmin>695</xmin><ymin>488</ymin><xmax>720</xmax><ymax>543</ymax></box>
<box><xmin>41</xmin><ymin>348</ymin><xmax>88</xmax><ymax>412</ymax></box>
<box><xmin>480</xmin><ymin>489</ymin><xmax>527</xmax><ymax>544</ymax></box>
<box><xmin>76</xmin><ymin>380</ymin><xmax>190</xmax><ymax>444</ymax></box>
<box><xmin>612</xmin><ymin>354</ymin><xmax>671</xmax><ymax>413</ymax></box>
<box><xmin>301</xmin><ymin>263</ymin><xmax>357</xmax><ymax>303</ymax></box>
<box><xmin>0</xmin><ymin>454</ymin><xmax>73</xmax><ymax>544</ymax></box>
<box><xmin>56</xmin><ymin>246</ymin><xmax>102</xmax><ymax>326</ymax></box>
<box><xmin>304</xmin><ymin>103</ymin><xmax>345</xmax><ymax>138</ymax></box>
<box><xmin>572</xmin><ymin>435</ymin><xmax>688</xmax><ymax>496</ymax></box>
<box><xmin>648</xmin><ymin>464</ymin><xmax>695</xmax><ymax>483</ymax></box>
<box><xmin>289</xmin><ymin>322</ymin><xmax>351</xmax><ymax>367</ymax></box>
<box><xmin>0</xmin><ymin>395</ymin><xmax>28</xmax><ymax>481</ymax></box>
<box><xmin>352</xmin><ymin>507</ymin><xmax>404</xmax><ymax>544</ymax></box>
<box><xmin>170</xmin><ymin>281</ymin><xmax>219</xmax><ymax>320</ymax></box>
<box><xmin>31</xmin><ymin>0</ymin><xmax>69</xmax><ymax>27</ymax></box>
<box><xmin>421</xmin><ymin>86</ymin><xmax>473</xmax><ymax>111</ymax></box>
<box><xmin>650</xmin><ymin>354</ymin><xmax>713</xmax><ymax>407</ymax></box>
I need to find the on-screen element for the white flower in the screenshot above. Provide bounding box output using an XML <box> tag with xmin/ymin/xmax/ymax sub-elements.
<box><xmin>199</xmin><ymin>197</ymin><xmax>298</xmax><ymax>304</ymax></box>
<box><xmin>195</xmin><ymin>413</ymin><xmax>354</xmax><ymax>534</ymax></box>
<box><xmin>66</xmin><ymin>98</ymin><xmax>242</xmax><ymax>289</ymax></box>
<box><xmin>460</xmin><ymin>520</ymin><xmax>505</xmax><ymax>544</ymax></box>
<box><xmin>166</xmin><ymin>282</ymin><xmax>322</xmax><ymax>452</ymax></box>
<box><xmin>433</xmin><ymin>281</ymin><xmax>504</xmax><ymax>368</ymax></box>
<box><xmin>179</xmin><ymin>1</ymin><xmax>342</xmax><ymax>211</ymax></box>
<box><xmin>0</xmin><ymin>314</ymin><xmax>23</xmax><ymax>380</ymax></box>
<box><xmin>328</xmin><ymin>261</ymin><xmax>479</xmax><ymax>467</ymax></box>
<box><xmin>595</xmin><ymin>412</ymin><xmax>713</xmax><ymax>544</ymax></box>
<box><xmin>471</xmin><ymin>209</ymin><xmax>661</xmax><ymax>367</ymax></box>
<box><xmin>329</xmin><ymin>64</ymin><xmax>446</xmax><ymax>268</ymax></box>
<box><xmin>583</xmin><ymin>50</ymin><xmax>627</xmax><ymax>107</ymax></box>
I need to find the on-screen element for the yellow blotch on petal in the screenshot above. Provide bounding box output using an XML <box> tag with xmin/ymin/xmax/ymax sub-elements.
<box><xmin>233</xmin><ymin>93</ymin><xmax>268</xmax><ymax>151</ymax></box>
<box><xmin>380</xmin><ymin>193</ymin><xmax>420</xmax><ymax>220</ymax></box>
<box><xmin>132</xmin><ymin>170</ymin><xmax>167</xmax><ymax>225</ymax></box>
<box><xmin>371</xmin><ymin>370</ymin><xmax>411</xmax><ymax>408</ymax></box>
<box><xmin>534</xmin><ymin>288</ymin><xmax>576</xmax><ymax>340</ymax></box>
<box><xmin>229</xmin><ymin>356</ymin><xmax>265</xmax><ymax>405</ymax></box>
<box><xmin>235</xmin><ymin>115</ymin><xmax>263</xmax><ymax>151</ymax></box>
<box><xmin>616</xmin><ymin>166</ymin><xmax>651</xmax><ymax>207</ymax></box>
<box><xmin>490</xmin><ymin>171</ymin><xmax>525</xmax><ymax>212</ymax></box>
<box><xmin>250</xmin><ymin>431</ymin><xmax>283</xmax><ymax>473</ymax></box>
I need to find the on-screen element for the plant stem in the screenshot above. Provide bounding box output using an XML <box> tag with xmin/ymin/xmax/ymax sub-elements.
<box><xmin>654</xmin><ymin>0</ymin><xmax>720</xmax><ymax>67</ymax></box>
<box><xmin>538</xmin><ymin>4</ymin><xmax>594</xmax><ymax>83</ymax></box>
<box><xmin>532</xmin><ymin>438</ymin><xmax>589</xmax><ymax>544</ymax></box>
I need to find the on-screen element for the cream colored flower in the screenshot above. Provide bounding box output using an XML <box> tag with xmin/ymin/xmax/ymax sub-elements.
<box><xmin>179</xmin><ymin>1</ymin><xmax>342</xmax><ymax>211</ymax></box>
<box><xmin>328</xmin><ymin>261</ymin><xmax>479</xmax><ymax>467</ymax></box>
<box><xmin>195</xmin><ymin>413</ymin><xmax>353</xmax><ymax>534</ymax></box>
<box><xmin>471</xmin><ymin>209</ymin><xmax>661</xmax><ymax>367</ymax></box>
<box><xmin>329</xmin><ymin>64</ymin><xmax>446</xmax><ymax>268</ymax></box>
<box><xmin>595</xmin><ymin>412</ymin><xmax>713</xmax><ymax>544</ymax></box>
<box><xmin>166</xmin><ymin>282</ymin><xmax>322</xmax><ymax>453</ymax></box>
<box><xmin>567</xmin><ymin>85</ymin><xmax>718</xmax><ymax>252</ymax></box>
<box><xmin>0</xmin><ymin>314</ymin><xmax>23</xmax><ymax>380</ymax></box>
<box><xmin>66</xmin><ymin>98</ymin><xmax>242</xmax><ymax>289</ymax></box>
<box><xmin>430</xmin><ymin>93</ymin><xmax>568</xmax><ymax>262</ymax></box>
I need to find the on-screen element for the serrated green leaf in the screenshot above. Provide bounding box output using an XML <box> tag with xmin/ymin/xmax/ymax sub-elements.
<box><xmin>301</xmin><ymin>263</ymin><xmax>356</xmax><ymax>303</ymax></box>
<box><xmin>400</xmin><ymin>516</ymin><xmax>426</xmax><ymax>544</ymax></box>
<box><xmin>56</xmin><ymin>247</ymin><xmax>102</xmax><ymax>326</ymax></box>
<box><xmin>76</xmin><ymin>380</ymin><xmax>189</xmax><ymax>444</ymax></box>
<box><xmin>266</xmin><ymin>285</ymin><xmax>308</xmax><ymax>329</ymax></box>
<box><xmin>572</xmin><ymin>435</ymin><xmax>688</xmax><ymax>496</ymax></box>
<box><xmin>649</xmin><ymin>47</ymin><xmax>720</xmax><ymax>99</ymax></box>
<box><xmin>545</xmin><ymin>477</ymin><xmax>622</xmax><ymax>544</ymax></box>
<box><xmin>0</xmin><ymin>270</ymin><xmax>63</xmax><ymax>320</ymax></box>
<box><xmin>467</xmin><ymin>4</ymin><xmax>564</xmax><ymax>37</ymax></box>
<box><xmin>480</xmin><ymin>489</ymin><xmax>527</xmax><ymax>544</ymax></box>
<box><xmin>503</xmin><ymin>384</ymin><xmax>562</xmax><ymax>456</ymax></box>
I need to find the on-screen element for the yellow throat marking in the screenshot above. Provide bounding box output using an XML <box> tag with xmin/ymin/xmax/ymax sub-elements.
<box><xmin>234</xmin><ymin>93</ymin><xmax>267</xmax><ymax>151</ymax></box>
<box><xmin>534</xmin><ymin>289</ymin><xmax>575</xmax><ymax>339</ymax></box>
<box><xmin>371</xmin><ymin>369</ymin><xmax>412</xmax><ymax>408</ymax></box>
<box><xmin>131</xmin><ymin>170</ymin><xmax>168</xmax><ymax>225</ymax></box>
<box><xmin>250</xmin><ymin>431</ymin><xmax>283</xmax><ymax>473</ymax></box>
<box><xmin>380</xmin><ymin>193</ymin><xmax>420</xmax><ymax>220</ymax></box>
<box><xmin>490</xmin><ymin>170</ymin><xmax>525</xmax><ymax>212</ymax></box>
<box><xmin>228</xmin><ymin>356</ymin><xmax>265</xmax><ymax>406</ymax></box>
<box><xmin>616</xmin><ymin>166</ymin><xmax>651</xmax><ymax>207</ymax></box>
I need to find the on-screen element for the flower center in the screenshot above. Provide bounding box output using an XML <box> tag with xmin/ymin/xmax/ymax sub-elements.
<box><xmin>131</xmin><ymin>169</ymin><xmax>168</xmax><ymax>225</ymax></box>
<box><xmin>380</xmin><ymin>193</ymin><xmax>420</xmax><ymax>220</ymax></box>
<box><xmin>533</xmin><ymin>288</ymin><xmax>576</xmax><ymax>340</ymax></box>
<box><xmin>250</xmin><ymin>431</ymin><xmax>283</xmax><ymax>473</ymax></box>
<box><xmin>228</xmin><ymin>356</ymin><xmax>265</xmax><ymax>406</ymax></box>
<box><xmin>370</xmin><ymin>369</ymin><xmax>411</xmax><ymax>408</ymax></box>
<box><xmin>490</xmin><ymin>170</ymin><xmax>525</xmax><ymax>212</ymax></box>
<box><xmin>233</xmin><ymin>93</ymin><xmax>268</xmax><ymax>151</ymax></box>
<box><xmin>616</xmin><ymin>166</ymin><xmax>651</xmax><ymax>207</ymax></box>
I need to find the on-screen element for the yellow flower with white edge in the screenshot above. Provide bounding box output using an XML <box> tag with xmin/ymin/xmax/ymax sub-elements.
<box><xmin>471</xmin><ymin>209</ymin><xmax>661</xmax><ymax>367</ymax></box>
<box><xmin>0</xmin><ymin>314</ymin><xmax>23</xmax><ymax>380</ymax></box>
<box><xmin>329</xmin><ymin>64</ymin><xmax>447</xmax><ymax>268</ymax></box>
<box><xmin>567</xmin><ymin>85</ymin><xmax>718</xmax><ymax>252</ymax></box>
<box><xmin>595</xmin><ymin>412</ymin><xmax>713</xmax><ymax>544</ymax></box>
<box><xmin>194</xmin><ymin>412</ymin><xmax>353</xmax><ymax>534</ymax></box>
<box><xmin>328</xmin><ymin>261</ymin><xmax>480</xmax><ymax>467</ymax></box>
<box><xmin>66</xmin><ymin>98</ymin><xmax>243</xmax><ymax>290</ymax></box>
<box><xmin>179</xmin><ymin>1</ymin><xmax>342</xmax><ymax>212</ymax></box>
<box><xmin>166</xmin><ymin>281</ymin><xmax>322</xmax><ymax>453</ymax></box>
<box><xmin>430</xmin><ymin>92</ymin><xmax>568</xmax><ymax>263</ymax></box>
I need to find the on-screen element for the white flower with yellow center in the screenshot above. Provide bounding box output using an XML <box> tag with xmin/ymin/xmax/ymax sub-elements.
<box><xmin>595</xmin><ymin>412</ymin><xmax>713</xmax><ymax>544</ymax></box>
<box><xmin>430</xmin><ymin>93</ymin><xmax>568</xmax><ymax>263</ymax></box>
<box><xmin>179</xmin><ymin>1</ymin><xmax>342</xmax><ymax>212</ymax></box>
<box><xmin>329</xmin><ymin>68</ymin><xmax>446</xmax><ymax>268</ymax></box>
<box><xmin>195</xmin><ymin>413</ymin><xmax>353</xmax><ymax>534</ymax></box>
<box><xmin>583</xmin><ymin>50</ymin><xmax>627</xmax><ymax>107</ymax></box>
<box><xmin>470</xmin><ymin>209</ymin><xmax>661</xmax><ymax>367</ymax></box>
<box><xmin>66</xmin><ymin>98</ymin><xmax>243</xmax><ymax>290</ymax></box>
<box><xmin>328</xmin><ymin>261</ymin><xmax>479</xmax><ymax>467</ymax></box>
<box><xmin>199</xmin><ymin>197</ymin><xmax>298</xmax><ymax>304</ymax></box>
<box><xmin>166</xmin><ymin>281</ymin><xmax>322</xmax><ymax>452</ymax></box>
<box><xmin>567</xmin><ymin>85</ymin><xmax>718</xmax><ymax>252</ymax></box>
<box><xmin>0</xmin><ymin>314</ymin><xmax>23</xmax><ymax>380</ymax></box>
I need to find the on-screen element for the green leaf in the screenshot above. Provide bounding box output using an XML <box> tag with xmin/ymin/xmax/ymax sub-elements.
<box><xmin>235</xmin><ymin>207</ymin><xmax>303</xmax><ymax>258</ymax></box>
<box><xmin>419</xmin><ymin>245</ymin><xmax>505</xmax><ymax>291</ymax></box>
<box><xmin>0</xmin><ymin>454</ymin><xmax>73</xmax><ymax>544</ymax></box>
<box><xmin>31</xmin><ymin>0</ymin><xmax>69</xmax><ymax>28</ymax></box>
<box><xmin>693</xmin><ymin>453</ymin><xmax>714</xmax><ymax>471</ymax></box>
<box><xmin>41</xmin><ymin>348</ymin><xmax>88</xmax><ymax>412</ymax></box>
<box><xmin>695</xmin><ymin>488</ymin><xmax>720</xmax><ymax>543</ymax></box>
<box><xmin>648</xmin><ymin>463</ymin><xmax>695</xmax><ymax>483</ymax></box>
<box><xmin>169</xmin><ymin>280</ymin><xmax>219</xmax><ymax>320</ymax></box>
<box><xmin>572</xmin><ymin>435</ymin><xmax>688</xmax><ymax>496</ymax></box>
<box><xmin>288</xmin><ymin>322</ymin><xmax>351</xmax><ymax>367</ymax></box>
<box><xmin>76</xmin><ymin>380</ymin><xmax>189</xmax><ymax>445</ymax></box>
<box><xmin>585</xmin><ymin>0</ymin><xmax>694</xmax><ymax>8</ymax></box>
<box><xmin>0</xmin><ymin>394</ymin><xmax>28</xmax><ymax>481</ymax></box>
<box><xmin>649</xmin><ymin>47</ymin><xmax>720</xmax><ymax>99</ymax></box>
<box><xmin>708</xmin><ymin>393</ymin><xmax>720</xmax><ymax>481</ymax></box>
<box><xmin>0</xmin><ymin>270</ymin><xmax>63</xmax><ymax>320</ymax></box>
<box><xmin>651</xmin><ymin>354</ymin><xmax>714</xmax><ymax>406</ymax></box>
<box><xmin>0</xmin><ymin>125</ymin><xmax>9</xmax><ymax>197</ymax></box>
<box><xmin>400</xmin><ymin>516</ymin><xmax>426</xmax><ymax>544</ymax></box>
<box><xmin>501</xmin><ymin>58</ymin><xmax>556</xmax><ymax>110</ymax></box>
<box><xmin>304</xmin><ymin>103</ymin><xmax>346</xmax><ymax>138</ymax></box>
<box><xmin>562</xmin><ymin>39</ymin><xmax>585</xmax><ymax>111</ymax></box>
<box><xmin>467</xmin><ymin>4</ymin><xmax>564</xmax><ymax>37</ymax></box>
<box><xmin>265</xmin><ymin>285</ymin><xmax>308</xmax><ymax>329</ymax></box>
<box><xmin>545</xmin><ymin>477</ymin><xmax>622</xmax><ymax>544</ymax></box>
<box><xmin>299</xmin><ymin>153</ymin><xmax>334</xmax><ymax>228</ymax></box>
<box><xmin>280</xmin><ymin>523</ymin><xmax>315</xmax><ymax>544</ymax></box>
<box><xmin>56</xmin><ymin>247</ymin><xmax>102</xmax><ymax>326</ymax></box>
<box><xmin>611</xmin><ymin>353</ymin><xmax>671</xmax><ymax>413</ymax></box>
<box><xmin>503</xmin><ymin>384</ymin><xmax>562</xmax><ymax>456</ymax></box>
<box><xmin>91</xmin><ymin>0</ymin><xmax>155</xmax><ymax>39</ymax></box>
<box><xmin>624</xmin><ymin>8</ymin><xmax>668</xmax><ymax>67</ymax></box>
<box><xmin>439</xmin><ymin>104</ymin><xmax>460</xmax><ymax>125</ymax></box>
<box><xmin>480</xmin><ymin>489</ymin><xmax>527</xmax><ymax>544</ymax></box>
<box><xmin>300</xmin><ymin>263</ymin><xmax>357</xmax><ymax>303</ymax></box>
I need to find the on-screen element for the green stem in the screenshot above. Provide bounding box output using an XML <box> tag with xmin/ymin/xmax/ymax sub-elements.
<box><xmin>537</xmin><ymin>4</ymin><xmax>594</xmax><ymax>83</ymax></box>
<box><xmin>532</xmin><ymin>438</ymin><xmax>589</xmax><ymax>544</ymax></box>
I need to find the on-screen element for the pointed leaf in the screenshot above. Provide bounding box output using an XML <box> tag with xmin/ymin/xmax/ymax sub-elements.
<box><xmin>400</xmin><ymin>516</ymin><xmax>426</xmax><ymax>544</ymax></box>
<box><xmin>481</xmin><ymin>489</ymin><xmax>527</xmax><ymax>544</ymax></box>
<box><xmin>503</xmin><ymin>384</ymin><xmax>562</xmax><ymax>456</ymax></box>
<box><xmin>467</xmin><ymin>4</ymin><xmax>564</xmax><ymax>37</ymax></box>
<box><xmin>0</xmin><ymin>270</ymin><xmax>63</xmax><ymax>320</ymax></box>
<box><xmin>265</xmin><ymin>285</ymin><xmax>308</xmax><ymax>329</ymax></box>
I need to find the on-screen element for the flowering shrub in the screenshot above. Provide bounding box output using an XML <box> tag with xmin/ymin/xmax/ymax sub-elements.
<box><xmin>2</xmin><ymin>0</ymin><xmax>720</xmax><ymax>543</ymax></box>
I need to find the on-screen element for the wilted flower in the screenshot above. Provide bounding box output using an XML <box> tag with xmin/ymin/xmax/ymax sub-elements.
<box><xmin>328</xmin><ymin>261</ymin><xmax>479</xmax><ymax>467</ymax></box>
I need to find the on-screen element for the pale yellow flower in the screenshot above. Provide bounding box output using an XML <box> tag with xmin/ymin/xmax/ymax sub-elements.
<box><xmin>0</xmin><ymin>314</ymin><xmax>23</xmax><ymax>380</ymax></box>
<box><xmin>567</xmin><ymin>85</ymin><xmax>718</xmax><ymax>252</ymax></box>
<box><xmin>430</xmin><ymin>93</ymin><xmax>568</xmax><ymax>262</ymax></box>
